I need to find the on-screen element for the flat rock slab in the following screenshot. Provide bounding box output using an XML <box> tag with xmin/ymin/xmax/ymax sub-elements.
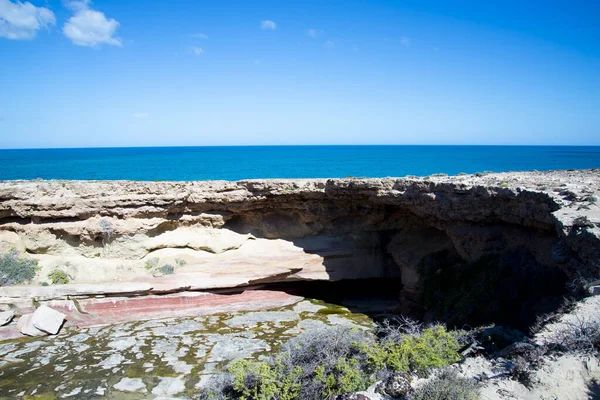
<box><xmin>16</xmin><ymin>314</ymin><xmax>46</xmax><ymax>337</ymax></box>
<box><xmin>46</xmin><ymin>289</ymin><xmax>303</xmax><ymax>328</ymax></box>
<box><xmin>0</xmin><ymin>310</ymin><xmax>14</xmax><ymax>326</ymax></box>
<box><xmin>31</xmin><ymin>305</ymin><xmax>66</xmax><ymax>334</ymax></box>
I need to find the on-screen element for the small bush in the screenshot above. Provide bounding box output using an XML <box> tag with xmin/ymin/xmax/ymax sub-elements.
<box><xmin>572</xmin><ymin>216</ymin><xmax>594</xmax><ymax>229</ymax></box>
<box><xmin>548</xmin><ymin>316</ymin><xmax>600</xmax><ymax>354</ymax></box>
<box><xmin>48</xmin><ymin>269</ymin><xmax>70</xmax><ymax>285</ymax></box>
<box><xmin>175</xmin><ymin>258</ymin><xmax>187</xmax><ymax>267</ymax></box>
<box><xmin>363</xmin><ymin>325</ymin><xmax>461</xmax><ymax>373</ymax></box>
<box><xmin>510</xmin><ymin>356</ymin><xmax>534</xmax><ymax>389</ymax></box>
<box><xmin>0</xmin><ymin>249</ymin><xmax>38</xmax><ymax>286</ymax></box>
<box><xmin>98</xmin><ymin>219</ymin><xmax>114</xmax><ymax>245</ymax></box>
<box><xmin>410</xmin><ymin>368</ymin><xmax>479</xmax><ymax>400</ymax></box>
<box><xmin>228</xmin><ymin>357</ymin><xmax>303</xmax><ymax>400</ymax></box>
<box><xmin>499</xmin><ymin>182</ymin><xmax>508</xmax><ymax>188</ymax></box>
<box><xmin>144</xmin><ymin>257</ymin><xmax>159</xmax><ymax>270</ymax></box>
<box><xmin>160</xmin><ymin>264</ymin><xmax>175</xmax><ymax>275</ymax></box>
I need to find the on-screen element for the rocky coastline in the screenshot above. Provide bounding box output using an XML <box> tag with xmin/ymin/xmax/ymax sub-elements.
<box><xmin>0</xmin><ymin>169</ymin><xmax>599</xmax><ymax>399</ymax></box>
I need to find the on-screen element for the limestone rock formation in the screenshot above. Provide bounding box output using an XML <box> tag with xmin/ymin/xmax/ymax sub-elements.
<box><xmin>0</xmin><ymin>170</ymin><xmax>598</xmax><ymax>328</ymax></box>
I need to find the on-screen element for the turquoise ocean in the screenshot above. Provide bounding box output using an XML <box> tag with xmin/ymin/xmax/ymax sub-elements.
<box><xmin>0</xmin><ymin>146</ymin><xmax>599</xmax><ymax>181</ymax></box>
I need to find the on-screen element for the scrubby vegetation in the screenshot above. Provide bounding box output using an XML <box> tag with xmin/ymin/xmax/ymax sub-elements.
<box><xmin>48</xmin><ymin>269</ymin><xmax>70</xmax><ymax>285</ymax></box>
<box><xmin>0</xmin><ymin>249</ymin><xmax>38</xmax><ymax>286</ymax></box>
<box><xmin>145</xmin><ymin>257</ymin><xmax>159</xmax><ymax>270</ymax></box>
<box><xmin>98</xmin><ymin>219</ymin><xmax>114</xmax><ymax>246</ymax></box>
<box><xmin>411</xmin><ymin>368</ymin><xmax>479</xmax><ymax>400</ymax></box>
<box><xmin>549</xmin><ymin>316</ymin><xmax>600</xmax><ymax>354</ymax></box>
<box><xmin>198</xmin><ymin>320</ymin><xmax>467</xmax><ymax>400</ymax></box>
<box><xmin>160</xmin><ymin>264</ymin><xmax>175</xmax><ymax>275</ymax></box>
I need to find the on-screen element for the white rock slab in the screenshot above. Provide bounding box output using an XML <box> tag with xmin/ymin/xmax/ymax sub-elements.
<box><xmin>31</xmin><ymin>305</ymin><xmax>66</xmax><ymax>335</ymax></box>
<box><xmin>113</xmin><ymin>378</ymin><xmax>147</xmax><ymax>393</ymax></box>
<box><xmin>16</xmin><ymin>314</ymin><xmax>47</xmax><ymax>337</ymax></box>
<box><xmin>0</xmin><ymin>310</ymin><xmax>14</xmax><ymax>326</ymax></box>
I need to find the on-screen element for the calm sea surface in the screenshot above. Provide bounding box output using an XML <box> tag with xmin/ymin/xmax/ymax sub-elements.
<box><xmin>0</xmin><ymin>146</ymin><xmax>599</xmax><ymax>181</ymax></box>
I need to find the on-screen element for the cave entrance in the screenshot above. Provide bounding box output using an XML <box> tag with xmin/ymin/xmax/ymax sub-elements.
<box><xmin>262</xmin><ymin>278</ymin><xmax>404</xmax><ymax>316</ymax></box>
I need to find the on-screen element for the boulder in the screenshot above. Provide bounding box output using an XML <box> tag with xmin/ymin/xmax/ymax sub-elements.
<box><xmin>376</xmin><ymin>372</ymin><xmax>412</xmax><ymax>398</ymax></box>
<box><xmin>588</xmin><ymin>285</ymin><xmax>600</xmax><ymax>296</ymax></box>
<box><xmin>0</xmin><ymin>310</ymin><xmax>14</xmax><ymax>326</ymax></box>
<box><xmin>31</xmin><ymin>305</ymin><xmax>66</xmax><ymax>334</ymax></box>
<box><xmin>16</xmin><ymin>314</ymin><xmax>47</xmax><ymax>337</ymax></box>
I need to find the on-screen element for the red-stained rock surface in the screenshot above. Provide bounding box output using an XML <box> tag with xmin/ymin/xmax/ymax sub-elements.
<box><xmin>0</xmin><ymin>289</ymin><xmax>301</xmax><ymax>341</ymax></box>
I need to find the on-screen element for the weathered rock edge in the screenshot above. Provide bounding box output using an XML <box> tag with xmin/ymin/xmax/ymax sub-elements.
<box><xmin>0</xmin><ymin>169</ymin><xmax>598</xmax><ymax>304</ymax></box>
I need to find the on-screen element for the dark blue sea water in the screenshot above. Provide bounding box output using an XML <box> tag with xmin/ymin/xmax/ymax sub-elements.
<box><xmin>0</xmin><ymin>146</ymin><xmax>599</xmax><ymax>181</ymax></box>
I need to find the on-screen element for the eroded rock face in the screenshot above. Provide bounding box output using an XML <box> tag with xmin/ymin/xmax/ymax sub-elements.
<box><xmin>0</xmin><ymin>170</ymin><xmax>599</xmax><ymax>328</ymax></box>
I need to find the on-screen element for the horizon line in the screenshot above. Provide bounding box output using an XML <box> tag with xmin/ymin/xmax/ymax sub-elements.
<box><xmin>2</xmin><ymin>143</ymin><xmax>600</xmax><ymax>151</ymax></box>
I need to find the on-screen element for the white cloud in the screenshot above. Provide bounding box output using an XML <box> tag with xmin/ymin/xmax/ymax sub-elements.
<box><xmin>191</xmin><ymin>32</ymin><xmax>208</xmax><ymax>39</ymax></box>
<box><xmin>400</xmin><ymin>36</ymin><xmax>411</xmax><ymax>47</ymax></box>
<box><xmin>260</xmin><ymin>20</ymin><xmax>276</xmax><ymax>30</ymax></box>
<box><xmin>0</xmin><ymin>0</ymin><xmax>55</xmax><ymax>40</ymax></box>
<box><xmin>133</xmin><ymin>112</ymin><xmax>149</xmax><ymax>119</ymax></box>
<box><xmin>307</xmin><ymin>28</ymin><xmax>319</xmax><ymax>38</ymax></box>
<box><xmin>191</xmin><ymin>46</ymin><xmax>203</xmax><ymax>56</ymax></box>
<box><xmin>324</xmin><ymin>40</ymin><xmax>334</xmax><ymax>48</ymax></box>
<box><xmin>63</xmin><ymin>0</ymin><xmax>121</xmax><ymax>47</ymax></box>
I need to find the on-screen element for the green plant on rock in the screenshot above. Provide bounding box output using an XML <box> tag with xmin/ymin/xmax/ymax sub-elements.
<box><xmin>144</xmin><ymin>257</ymin><xmax>159</xmax><ymax>270</ymax></box>
<box><xmin>175</xmin><ymin>258</ymin><xmax>187</xmax><ymax>267</ymax></box>
<box><xmin>48</xmin><ymin>269</ymin><xmax>70</xmax><ymax>285</ymax></box>
<box><xmin>160</xmin><ymin>264</ymin><xmax>175</xmax><ymax>275</ymax></box>
<box><xmin>0</xmin><ymin>249</ymin><xmax>39</xmax><ymax>286</ymax></box>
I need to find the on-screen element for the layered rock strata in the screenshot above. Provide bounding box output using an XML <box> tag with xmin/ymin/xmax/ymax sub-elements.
<box><xmin>0</xmin><ymin>170</ymin><xmax>598</xmax><ymax>328</ymax></box>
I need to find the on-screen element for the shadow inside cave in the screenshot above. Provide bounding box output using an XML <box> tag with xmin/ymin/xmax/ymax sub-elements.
<box><xmin>221</xmin><ymin>198</ymin><xmax>573</xmax><ymax>335</ymax></box>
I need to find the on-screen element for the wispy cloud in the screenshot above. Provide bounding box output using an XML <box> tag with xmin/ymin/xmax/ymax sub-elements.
<box><xmin>400</xmin><ymin>36</ymin><xmax>411</xmax><ymax>47</ymax></box>
<box><xmin>191</xmin><ymin>32</ymin><xmax>208</xmax><ymax>39</ymax></box>
<box><xmin>133</xmin><ymin>112</ymin><xmax>149</xmax><ymax>119</ymax></box>
<box><xmin>63</xmin><ymin>0</ymin><xmax>121</xmax><ymax>47</ymax></box>
<box><xmin>0</xmin><ymin>0</ymin><xmax>55</xmax><ymax>40</ymax></box>
<box><xmin>324</xmin><ymin>40</ymin><xmax>334</xmax><ymax>48</ymax></box>
<box><xmin>191</xmin><ymin>46</ymin><xmax>203</xmax><ymax>56</ymax></box>
<box><xmin>260</xmin><ymin>20</ymin><xmax>276</xmax><ymax>30</ymax></box>
<box><xmin>307</xmin><ymin>28</ymin><xmax>321</xmax><ymax>38</ymax></box>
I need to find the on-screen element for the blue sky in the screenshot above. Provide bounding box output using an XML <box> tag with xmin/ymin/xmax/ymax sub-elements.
<box><xmin>1</xmin><ymin>0</ymin><xmax>599</xmax><ymax>148</ymax></box>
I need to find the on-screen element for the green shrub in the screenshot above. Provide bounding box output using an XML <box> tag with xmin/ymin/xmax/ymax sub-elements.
<box><xmin>160</xmin><ymin>264</ymin><xmax>175</xmax><ymax>275</ymax></box>
<box><xmin>410</xmin><ymin>368</ymin><xmax>479</xmax><ymax>400</ymax></box>
<box><xmin>315</xmin><ymin>357</ymin><xmax>371</xmax><ymax>398</ymax></box>
<box><xmin>144</xmin><ymin>257</ymin><xmax>159</xmax><ymax>270</ymax></box>
<box><xmin>363</xmin><ymin>325</ymin><xmax>461</xmax><ymax>373</ymax></box>
<box><xmin>175</xmin><ymin>258</ymin><xmax>187</xmax><ymax>267</ymax></box>
<box><xmin>228</xmin><ymin>357</ymin><xmax>302</xmax><ymax>400</ymax></box>
<box><xmin>48</xmin><ymin>269</ymin><xmax>70</xmax><ymax>285</ymax></box>
<box><xmin>200</xmin><ymin>323</ymin><xmax>463</xmax><ymax>399</ymax></box>
<box><xmin>0</xmin><ymin>249</ymin><xmax>38</xmax><ymax>286</ymax></box>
